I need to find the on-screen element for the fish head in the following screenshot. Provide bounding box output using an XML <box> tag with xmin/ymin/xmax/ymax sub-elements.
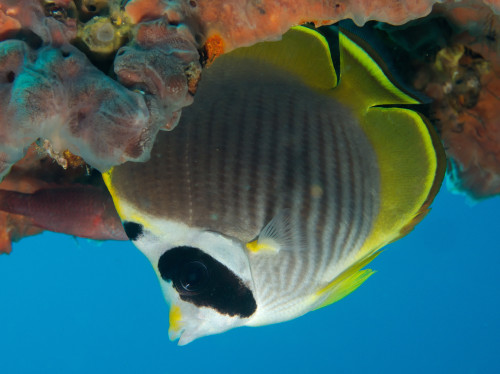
<box><xmin>123</xmin><ymin>220</ymin><xmax>257</xmax><ymax>345</ymax></box>
<box><xmin>126</xmin><ymin>217</ymin><xmax>336</xmax><ymax>344</ymax></box>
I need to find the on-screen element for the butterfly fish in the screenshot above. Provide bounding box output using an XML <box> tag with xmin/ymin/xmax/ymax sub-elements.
<box><xmin>103</xmin><ymin>26</ymin><xmax>446</xmax><ymax>345</ymax></box>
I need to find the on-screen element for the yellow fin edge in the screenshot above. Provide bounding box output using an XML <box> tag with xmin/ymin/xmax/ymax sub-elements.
<box><xmin>356</xmin><ymin>107</ymin><xmax>446</xmax><ymax>260</ymax></box>
<box><xmin>102</xmin><ymin>169</ymin><xmax>152</xmax><ymax>232</ymax></box>
<box><xmin>102</xmin><ymin>169</ymin><xmax>121</xmax><ymax>216</ymax></box>
<box><xmin>314</xmin><ymin>251</ymin><xmax>381</xmax><ymax>310</ymax></box>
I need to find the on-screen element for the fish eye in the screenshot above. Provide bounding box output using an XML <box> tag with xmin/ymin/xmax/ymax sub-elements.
<box><xmin>177</xmin><ymin>261</ymin><xmax>209</xmax><ymax>294</ymax></box>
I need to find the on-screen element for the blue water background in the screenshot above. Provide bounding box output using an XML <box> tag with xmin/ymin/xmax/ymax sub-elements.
<box><xmin>0</xmin><ymin>187</ymin><xmax>499</xmax><ymax>374</ymax></box>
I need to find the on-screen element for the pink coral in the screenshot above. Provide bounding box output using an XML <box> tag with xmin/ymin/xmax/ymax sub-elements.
<box><xmin>0</xmin><ymin>185</ymin><xmax>127</xmax><ymax>241</ymax></box>
<box><xmin>0</xmin><ymin>39</ymin><xmax>153</xmax><ymax>175</ymax></box>
<box><xmin>0</xmin><ymin>145</ymin><xmax>126</xmax><ymax>253</ymax></box>
<box><xmin>0</xmin><ymin>0</ymin><xmax>201</xmax><ymax>177</ymax></box>
<box><xmin>114</xmin><ymin>19</ymin><xmax>200</xmax><ymax>132</ymax></box>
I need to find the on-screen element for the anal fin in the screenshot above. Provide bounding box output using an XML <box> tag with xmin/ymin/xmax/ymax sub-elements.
<box><xmin>314</xmin><ymin>251</ymin><xmax>381</xmax><ymax>310</ymax></box>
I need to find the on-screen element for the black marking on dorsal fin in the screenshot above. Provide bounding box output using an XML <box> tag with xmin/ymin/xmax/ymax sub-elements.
<box><xmin>336</xmin><ymin>21</ymin><xmax>429</xmax><ymax>104</ymax></box>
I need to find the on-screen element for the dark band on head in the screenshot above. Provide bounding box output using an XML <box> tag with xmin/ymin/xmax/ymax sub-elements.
<box><xmin>158</xmin><ymin>246</ymin><xmax>257</xmax><ymax>318</ymax></box>
<box><xmin>123</xmin><ymin>221</ymin><xmax>143</xmax><ymax>241</ymax></box>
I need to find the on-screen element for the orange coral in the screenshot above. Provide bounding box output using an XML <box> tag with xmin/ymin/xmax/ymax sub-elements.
<box><xmin>125</xmin><ymin>0</ymin><xmax>439</xmax><ymax>52</ymax></box>
<box><xmin>0</xmin><ymin>146</ymin><xmax>50</xmax><ymax>254</ymax></box>
<box><xmin>0</xmin><ymin>213</ymin><xmax>41</xmax><ymax>254</ymax></box>
<box><xmin>0</xmin><ymin>5</ymin><xmax>21</xmax><ymax>40</ymax></box>
<box><xmin>203</xmin><ymin>34</ymin><xmax>225</xmax><ymax>63</ymax></box>
<box><xmin>0</xmin><ymin>144</ymin><xmax>124</xmax><ymax>254</ymax></box>
<box><xmin>196</xmin><ymin>0</ymin><xmax>437</xmax><ymax>50</ymax></box>
<box><xmin>445</xmin><ymin>59</ymin><xmax>500</xmax><ymax>198</ymax></box>
<box><xmin>410</xmin><ymin>1</ymin><xmax>500</xmax><ymax>199</ymax></box>
<box><xmin>417</xmin><ymin>43</ymin><xmax>500</xmax><ymax>199</ymax></box>
<box><xmin>62</xmin><ymin>150</ymin><xmax>87</xmax><ymax>169</ymax></box>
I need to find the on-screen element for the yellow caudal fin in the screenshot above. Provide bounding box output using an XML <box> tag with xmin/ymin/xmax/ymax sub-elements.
<box><xmin>329</xmin><ymin>28</ymin><xmax>420</xmax><ymax>113</ymax></box>
<box><xmin>355</xmin><ymin>107</ymin><xmax>446</xmax><ymax>260</ymax></box>
<box><xmin>313</xmin><ymin>27</ymin><xmax>446</xmax><ymax>307</ymax></box>
<box><xmin>322</xmin><ymin>27</ymin><xmax>446</xmax><ymax>260</ymax></box>
<box><xmin>315</xmin><ymin>108</ymin><xmax>445</xmax><ymax>308</ymax></box>
<box><xmin>314</xmin><ymin>251</ymin><xmax>381</xmax><ymax>309</ymax></box>
<box><xmin>216</xmin><ymin>26</ymin><xmax>337</xmax><ymax>91</ymax></box>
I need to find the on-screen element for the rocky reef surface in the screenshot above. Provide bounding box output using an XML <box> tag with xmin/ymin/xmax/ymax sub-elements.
<box><xmin>0</xmin><ymin>0</ymin><xmax>499</xmax><ymax>252</ymax></box>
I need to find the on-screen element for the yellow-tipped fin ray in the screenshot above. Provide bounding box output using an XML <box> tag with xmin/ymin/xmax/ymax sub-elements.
<box><xmin>246</xmin><ymin>210</ymin><xmax>303</xmax><ymax>254</ymax></box>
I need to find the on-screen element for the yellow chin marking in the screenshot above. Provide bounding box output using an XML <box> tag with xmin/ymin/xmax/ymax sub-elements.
<box><xmin>169</xmin><ymin>305</ymin><xmax>183</xmax><ymax>334</ymax></box>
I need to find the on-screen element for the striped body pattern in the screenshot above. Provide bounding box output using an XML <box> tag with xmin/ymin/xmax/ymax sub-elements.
<box><xmin>109</xmin><ymin>59</ymin><xmax>379</xmax><ymax>324</ymax></box>
<box><xmin>104</xmin><ymin>27</ymin><xmax>445</xmax><ymax>344</ymax></box>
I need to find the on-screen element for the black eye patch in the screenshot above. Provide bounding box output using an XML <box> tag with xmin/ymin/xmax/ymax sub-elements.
<box><xmin>158</xmin><ymin>246</ymin><xmax>257</xmax><ymax>318</ymax></box>
<box><xmin>123</xmin><ymin>221</ymin><xmax>143</xmax><ymax>241</ymax></box>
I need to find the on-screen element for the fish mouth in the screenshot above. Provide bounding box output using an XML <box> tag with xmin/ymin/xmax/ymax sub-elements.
<box><xmin>167</xmin><ymin>303</ymin><xmax>198</xmax><ymax>345</ymax></box>
<box><xmin>168</xmin><ymin>322</ymin><xmax>197</xmax><ymax>346</ymax></box>
<box><xmin>172</xmin><ymin>330</ymin><xmax>194</xmax><ymax>346</ymax></box>
<box><xmin>168</xmin><ymin>324</ymin><xmax>184</xmax><ymax>343</ymax></box>
<box><xmin>167</xmin><ymin>303</ymin><xmax>210</xmax><ymax>345</ymax></box>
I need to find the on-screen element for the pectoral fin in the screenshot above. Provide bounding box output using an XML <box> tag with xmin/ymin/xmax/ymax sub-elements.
<box><xmin>246</xmin><ymin>210</ymin><xmax>300</xmax><ymax>254</ymax></box>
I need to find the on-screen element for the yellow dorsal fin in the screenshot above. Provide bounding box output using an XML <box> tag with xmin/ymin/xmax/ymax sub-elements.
<box><xmin>330</xmin><ymin>29</ymin><xmax>420</xmax><ymax>112</ymax></box>
<box><xmin>314</xmin><ymin>251</ymin><xmax>381</xmax><ymax>309</ymax></box>
<box><xmin>355</xmin><ymin>107</ymin><xmax>446</xmax><ymax>261</ymax></box>
<box><xmin>102</xmin><ymin>169</ymin><xmax>121</xmax><ymax>214</ymax></box>
<box><xmin>220</xmin><ymin>26</ymin><xmax>337</xmax><ymax>90</ymax></box>
<box><xmin>103</xmin><ymin>169</ymin><xmax>151</xmax><ymax>230</ymax></box>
